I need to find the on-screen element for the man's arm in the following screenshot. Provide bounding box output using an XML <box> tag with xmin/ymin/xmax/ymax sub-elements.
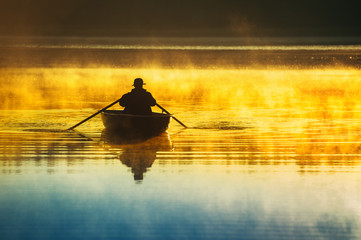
<box><xmin>119</xmin><ymin>93</ymin><xmax>129</xmax><ymax>107</ymax></box>
<box><xmin>147</xmin><ymin>93</ymin><xmax>156</xmax><ymax>106</ymax></box>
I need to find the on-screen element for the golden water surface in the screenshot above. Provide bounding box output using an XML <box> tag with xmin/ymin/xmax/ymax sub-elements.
<box><xmin>1</xmin><ymin>66</ymin><xmax>361</xmax><ymax>239</ymax></box>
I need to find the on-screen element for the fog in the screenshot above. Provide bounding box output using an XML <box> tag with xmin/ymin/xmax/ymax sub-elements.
<box><xmin>1</xmin><ymin>67</ymin><xmax>361</xmax><ymax>121</ymax></box>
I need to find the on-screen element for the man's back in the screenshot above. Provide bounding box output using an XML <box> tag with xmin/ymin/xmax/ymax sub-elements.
<box><xmin>119</xmin><ymin>88</ymin><xmax>156</xmax><ymax>115</ymax></box>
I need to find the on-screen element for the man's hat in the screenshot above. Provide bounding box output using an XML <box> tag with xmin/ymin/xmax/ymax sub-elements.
<box><xmin>133</xmin><ymin>78</ymin><xmax>146</xmax><ymax>86</ymax></box>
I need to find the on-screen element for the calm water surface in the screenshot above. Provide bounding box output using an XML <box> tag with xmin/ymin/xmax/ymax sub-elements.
<box><xmin>1</xmin><ymin>100</ymin><xmax>361</xmax><ymax>240</ymax></box>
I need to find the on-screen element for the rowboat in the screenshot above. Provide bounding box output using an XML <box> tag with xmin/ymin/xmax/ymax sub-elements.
<box><xmin>101</xmin><ymin>110</ymin><xmax>172</xmax><ymax>137</ymax></box>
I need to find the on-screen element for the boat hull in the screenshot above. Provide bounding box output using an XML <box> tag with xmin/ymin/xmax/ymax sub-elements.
<box><xmin>101</xmin><ymin>110</ymin><xmax>171</xmax><ymax>137</ymax></box>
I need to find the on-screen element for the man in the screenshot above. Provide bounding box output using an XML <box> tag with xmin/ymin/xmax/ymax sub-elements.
<box><xmin>119</xmin><ymin>78</ymin><xmax>156</xmax><ymax>115</ymax></box>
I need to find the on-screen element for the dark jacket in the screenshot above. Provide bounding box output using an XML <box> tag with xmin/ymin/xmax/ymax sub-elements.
<box><xmin>119</xmin><ymin>88</ymin><xmax>156</xmax><ymax>115</ymax></box>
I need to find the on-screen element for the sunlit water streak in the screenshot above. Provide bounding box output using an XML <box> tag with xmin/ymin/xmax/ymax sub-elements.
<box><xmin>1</xmin><ymin>36</ymin><xmax>361</xmax><ymax>49</ymax></box>
<box><xmin>4</xmin><ymin>43</ymin><xmax>361</xmax><ymax>51</ymax></box>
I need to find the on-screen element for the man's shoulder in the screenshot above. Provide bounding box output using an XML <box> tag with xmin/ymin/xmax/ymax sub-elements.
<box><xmin>145</xmin><ymin>91</ymin><xmax>155</xmax><ymax>99</ymax></box>
<box><xmin>132</xmin><ymin>89</ymin><xmax>151</xmax><ymax>95</ymax></box>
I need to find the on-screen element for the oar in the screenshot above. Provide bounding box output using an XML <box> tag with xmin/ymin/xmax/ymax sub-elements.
<box><xmin>156</xmin><ymin>103</ymin><xmax>188</xmax><ymax>128</ymax></box>
<box><xmin>67</xmin><ymin>98</ymin><xmax>121</xmax><ymax>131</ymax></box>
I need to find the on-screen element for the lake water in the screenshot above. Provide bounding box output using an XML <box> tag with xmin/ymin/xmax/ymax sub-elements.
<box><xmin>1</xmin><ymin>37</ymin><xmax>361</xmax><ymax>239</ymax></box>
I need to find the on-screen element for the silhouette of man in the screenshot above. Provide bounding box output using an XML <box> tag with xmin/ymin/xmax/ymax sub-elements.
<box><xmin>119</xmin><ymin>78</ymin><xmax>156</xmax><ymax>115</ymax></box>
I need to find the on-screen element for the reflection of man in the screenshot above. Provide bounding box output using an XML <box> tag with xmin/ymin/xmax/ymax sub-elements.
<box><xmin>119</xmin><ymin>78</ymin><xmax>156</xmax><ymax>115</ymax></box>
<box><xmin>109</xmin><ymin>133</ymin><xmax>172</xmax><ymax>182</ymax></box>
<box><xmin>120</xmin><ymin>151</ymin><xmax>157</xmax><ymax>181</ymax></box>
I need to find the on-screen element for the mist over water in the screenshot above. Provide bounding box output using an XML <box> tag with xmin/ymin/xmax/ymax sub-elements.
<box><xmin>0</xmin><ymin>36</ymin><xmax>360</xmax><ymax>110</ymax></box>
<box><xmin>1</xmin><ymin>38</ymin><xmax>361</xmax><ymax>240</ymax></box>
<box><xmin>1</xmin><ymin>67</ymin><xmax>361</xmax><ymax>120</ymax></box>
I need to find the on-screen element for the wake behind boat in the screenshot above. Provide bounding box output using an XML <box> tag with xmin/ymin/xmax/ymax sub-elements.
<box><xmin>101</xmin><ymin>110</ymin><xmax>172</xmax><ymax>137</ymax></box>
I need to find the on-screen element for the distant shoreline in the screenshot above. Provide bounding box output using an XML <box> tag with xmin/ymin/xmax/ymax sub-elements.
<box><xmin>0</xmin><ymin>46</ymin><xmax>360</xmax><ymax>69</ymax></box>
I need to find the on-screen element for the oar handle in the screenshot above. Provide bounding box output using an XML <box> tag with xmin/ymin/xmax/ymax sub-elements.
<box><xmin>67</xmin><ymin>98</ymin><xmax>121</xmax><ymax>130</ymax></box>
<box><xmin>156</xmin><ymin>103</ymin><xmax>188</xmax><ymax>128</ymax></box>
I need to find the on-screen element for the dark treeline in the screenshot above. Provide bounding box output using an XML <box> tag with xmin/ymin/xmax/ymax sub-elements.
<box><xmin>1</xmin><ymin>0</ymin><xmax>360</xmax><ymax>37</ymax></box>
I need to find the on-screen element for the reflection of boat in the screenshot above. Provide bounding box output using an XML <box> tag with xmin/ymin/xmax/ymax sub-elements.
<box><xmin>101</xmin><ymin>110</ymin><xmax>172</xmax><ymax>138</ymax></box>
<box><xmin>101</xmin><ymin>131</ymin><xmax>173</xmax><ymax>181</ymax></box>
